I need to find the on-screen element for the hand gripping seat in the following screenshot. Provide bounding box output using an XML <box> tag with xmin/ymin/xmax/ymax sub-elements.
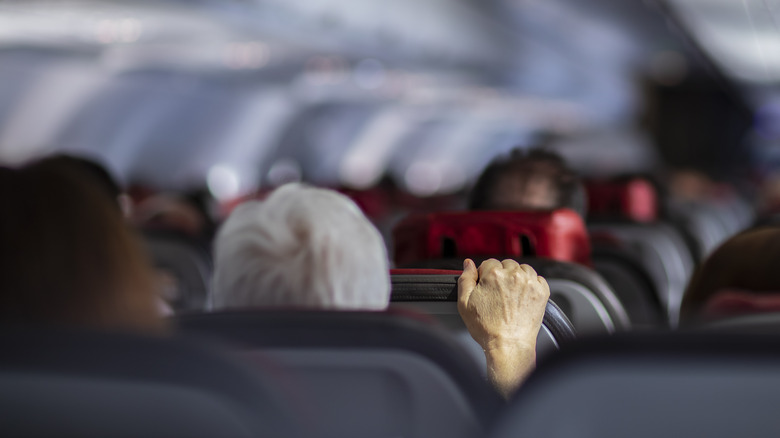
<box><xmin>389</xmin><ymin>269</ymin><xmax>577</xmax><ymax>366</ymax></box>
<box><xmin>393</xmin><ymin>209</ymin><xmax>591</xmax><ymax>267</ymax></box>
<box><xmin>177</xmin><ymin>309</ymin><xmax>503</xmax><ymax>438</ymax></box>
<box><xmin>392</xmin><ymin>210</ymin><xmax>629</xmax><ymax>334</ymax></box>
<box><xmin>491</xmin><ymin>333</ymin><xmax>780</xmax><ymax>438</ymax></box>
<box><xmin>0</xmin><ymin>326</ymin><xmax>299</xmax><ymax>438</ymax></box>
<box><xmin>142</xmin><ymin>229</ymin><xmax>212</xmax><ymax>312</ymax></box>
<box><xmin>394</xmin><ymin>259</ymin><xmax>629</xmax><ymax>336</ymax></box>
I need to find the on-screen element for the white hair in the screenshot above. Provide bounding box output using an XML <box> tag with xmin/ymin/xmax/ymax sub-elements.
<box><xmin>211</xmin><ymin>183</ymin><xmax>390</xmax><ymax>311</ymax></box>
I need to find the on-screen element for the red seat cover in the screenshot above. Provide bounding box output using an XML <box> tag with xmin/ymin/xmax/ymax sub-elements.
<box><xmin>393</xmin><ymin>209</ymin><xmax>591</xmax><ymax>267</ymax></box>
<box><xmin>587</xmin><ymin>179</ymin><xmax>658</xmax><ymax>222</ymax></box>
<box><xmin>390</xmin><ymin>269</ymin><xmax>463</xmax><ymax>276</ymax></box>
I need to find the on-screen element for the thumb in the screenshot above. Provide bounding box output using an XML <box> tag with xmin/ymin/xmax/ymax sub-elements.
<box><xmin>458</xmin><ymin>258</ymin><xmax>478</xmax><ymax>307</ymax></box>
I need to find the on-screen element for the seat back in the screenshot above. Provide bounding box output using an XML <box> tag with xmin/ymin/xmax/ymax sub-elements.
<box><xmin>393</xmin><ymin>209</ymin><xmax>591</xmax><ymax>267</ymax></box>
<box><xmin>177</xmin><ymin>310</ymin><xmax>501</xmax><ymax>438</ymax></box>
<box><xmin>591</xmin><ymin>245</ymin><xmax>664</xmax><ymax>327</ymax></box>
<box><xmin>589</xmin><ymin>222</ymin><xmax>693</xmax><ymax>326</ymax></box>
<box><xmin>142</xmin><ymin>230</ymin><xmax>212</xmax><ymax>312</ymax></box>
<box><xmin>586</xmin><ymin>178</ymin><xmax>658</xmax><ymax>223</ymax></box>
<box><xmin>668</xmin><ymin>199</ymin><xmax>731</xmax><ymax>260</ymax></box>
<box><xmin>0</xmin><ymin>326</ymin><xmax>297</xmax><ymax>438</ymax></box>
<box><xmin>699</xmin><ymin>312</ymin><xmax>780</xmax><ymax>334</ymax></box>
<box><xmin>492</xmin><ymin>333</ymin><xmax>780</xmax><ymax>438</ymax></box>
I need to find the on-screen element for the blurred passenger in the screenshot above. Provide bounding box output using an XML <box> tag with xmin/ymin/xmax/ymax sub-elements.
<box><xmin>469</xmin><ymin>148</ymin><xmax>586</xmax><ymax>217</ymax></box>
<box><xmin>133</xmin><ymin>193</ymin><xmax>210</xmax><ymax>238</ymax></box>
<box><xmin>668</xmin><ymin>168</ymin><xmax>716</xmax><ymax>202</ymax></box>
<box><xmin>212</xmin><ymin>183</ymin><xmax>549</xmax><ymax>397</ymax></box>
<box><xmin>0</xmin><ymin>159</ymin><xmax>163</xmax><ymax>332</ymax></box>
<box><xmin>681</xmin><ymin>227</ymin><xmax>780</xmax><ymax>322</ymax></box>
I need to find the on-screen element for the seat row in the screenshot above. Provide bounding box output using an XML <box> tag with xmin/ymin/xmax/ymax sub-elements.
<box><xmin>4</xmin><ymin>317</ymin><xmax>780</xmax><ymax>437</ymax></box>
<box><xmin>146</xmin><ymin>178</ymin><xmax>754</xmax><ymax>336</ymax></box>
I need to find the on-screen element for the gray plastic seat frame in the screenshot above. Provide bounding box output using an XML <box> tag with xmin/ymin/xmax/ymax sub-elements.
<box><xmin>492</xmin><ymin>333</ymin><xmax>780</xmax><ymax>438</ymax></box>
<box><xmin>177</xmin><ymin>310</ymin><xmax>502</xmax><ymax>438</ymax></box>
<box><xmin>0</xmin><ymin>326</ymin><xmax>297</xmax><ymax>438</ymax></box>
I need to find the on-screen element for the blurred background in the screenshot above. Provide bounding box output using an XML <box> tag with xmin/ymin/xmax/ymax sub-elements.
<box><xmin>0</xmin><ymin>0</ymin><xmax>777</xmax><ymax>205</ymax></box>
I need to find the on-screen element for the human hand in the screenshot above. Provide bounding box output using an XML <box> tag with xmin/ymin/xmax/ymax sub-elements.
<box><xmin>458</xmin><ymin>258</ymin><xmax>549</xmax><ymax>351</ymax></box>
<box><xmin>457</xmin><ymin>258</ymin><xmax>550</xmax><ymax>397</ymax></box>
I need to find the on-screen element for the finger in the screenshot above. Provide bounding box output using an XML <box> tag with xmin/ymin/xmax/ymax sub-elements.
<box><xmin>501</xmin><ymin>258</ymin><xmax>521</xmax><ymax>271</ymax></box>
<box><xmin>537</xmin><ymin>275</ymin><xmax>550</xmax><ymax>296</ymax></box>
<box><xmin>477</xmin><ymin>258</ymin><xmax>502</xmax><ymax>279</ymax></box>
<box><xmin>458</xmin><ymin>258</ymin><xmax>478</xmax><ymax>306</ymax></box>
<box><xmin>518</xmin><ymin>263</ymin><xmax>537</xmax><ymax>277</ymax></box>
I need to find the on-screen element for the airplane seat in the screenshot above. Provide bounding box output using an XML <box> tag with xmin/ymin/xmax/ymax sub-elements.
<box><xmin>339</xmin><ymin>187</ymin><xmax>392</xmax><ymax>221</ymax></box>
<box><xmin>752</xmin><ymin>213</ymin><xmax>780</xmax><ymax>229</ymax></box>
<box><xmin>586</xmin><ymin>178</ymin><xmax>694</xmax><ymax>327</ymax></box>
<box><xmin>389</xmin><ymin>269</ymin><xmax>577</xmax><ymax>370</ymax></box>
<box><xmin>395</xmin><ymin>259</ymin><xmax>628</xmax><ymax>336</ymax></box>
<box><xmin>586</xmin><ymin>178</ymin><xmax>658</xmax><ymax>223</ymax></box>
<box><xmin>490</xmin><ymin>333</ymin><xmax>780</xmax><ymax>438</ymax></box>
<box><xmin>667</xmin><ymin>199</ymin><xmax>731</xmax><ymax>260</ymax></box>
<box><xmin>0</xmin><ymin>326</ymin><xmax>300</xmax><ymax>438</ymax></box>
<box><xmin>727</xmin><ymin>194</ymin><xmax>756</xmax><ymax>232</ymax></box>
<box><xmin>392</xmin><ymin>209</ymin><xmax>591</xmax><ymax>268</ymax></box>
<box><xmin>391</xmin><ymin>210</ymin><xmax>627</xmax><ymax>334</ymax></box>
<box><xmin>176</xmin><ymin>309</ymin><xmax>502</xmax><ymax>438</ymax></box>
<box><xmin>590</xmin><ymin>245</ymin><xmax>665</xmax><ymax>327</ymax></box>
<box><xmin>390</xmin><ymin>268</ymin><xmax>577</xmax><ymax>341</ymax></box>
<box><xmin>708</xmin><ymin>185</ymin><xmax>754</xmax><ymax>235</ymax></box>
<box><xmin>688</xmin><ymin>289</ymin><xmax>780</xmax><ymax>334</ymax></box>
<box><xmin>142</xmin><ymin>229</ymin><xmax>212</xmax><ymax>312</ymax></box>
<box><xmin>589</xmin><ymin>222</ymin><xmax>693</xmax><ymax>327</ymax></box>
<box><xmin>699</xmin><ymin>312</ymin><xmax>780</xmax><ymax>334</ymax></box>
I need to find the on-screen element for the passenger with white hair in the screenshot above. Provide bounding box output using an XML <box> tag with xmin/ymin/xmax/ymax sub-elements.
<box><xmin>211</xmin><ymin>183</ymin><xmax>549</xmax><ymax>398</ymax></box>
<box><xmin>211</xmin><ymin>183</ymin><xmax>390</xmax><ymax>310</ymax></box>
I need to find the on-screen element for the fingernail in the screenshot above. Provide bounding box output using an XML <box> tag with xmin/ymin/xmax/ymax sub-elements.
<box><xmin>463</xmin><ymin>259</ymin><xmax>471</xmax><ymax>270</ymax></box>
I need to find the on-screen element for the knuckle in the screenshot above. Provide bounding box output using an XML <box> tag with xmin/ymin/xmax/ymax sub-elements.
<box><xmin>502</xmin><ymin>258</ymin><xmax>520</xmax><ymax>267</ymax></box>
<box><xmin>485</xmin><ymin>265</ymin><xmax>502</xmax><ymax>277</ymax></box>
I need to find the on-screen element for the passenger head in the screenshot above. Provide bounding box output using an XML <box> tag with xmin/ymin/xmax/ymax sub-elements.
<box><xmin>133</xmin><ymin>193</ymin><xmax>208</xmax><ymax>238</ymax></box>
<box><xmin>469</xmin><ymin>148</ymin><xmax>586</xmax><ymax>217</ymax></box>
<box><xmin>681</xmin><ymin>227</ymin><xmax>780</xmax><ymax>322</ymax></box>
<box><xmin>0</xmin><ymin>160</ymin><xmax>163</xmax><ymax>332</ymax></box>
<box><xmin>212</xmin><ymin>183</ymin><xmax>390</xmax><ymax>310</ymax></box>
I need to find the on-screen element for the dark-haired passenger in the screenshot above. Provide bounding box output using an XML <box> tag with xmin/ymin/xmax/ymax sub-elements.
<box><xmin>469</xmin><ymin>148</ymin><xmax>586</xmax><ymax>217</ymax></box>
<box><xmin>0</xmin><ymin>159</ymin><xmax>164</xmax><ymax>332</ymax></box>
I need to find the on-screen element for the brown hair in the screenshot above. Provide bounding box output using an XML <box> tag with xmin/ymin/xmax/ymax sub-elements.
<box><xmin>681</xmin><ymin>227</ymin><xmax>780</xmax><ymax>321</ymax></box>
<box><xmin>0</xmin><ymin>159</ymin><xmax>163</xmax><ymax>332</ymax></box>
